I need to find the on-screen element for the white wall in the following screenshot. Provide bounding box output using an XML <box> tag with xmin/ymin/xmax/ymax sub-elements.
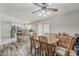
<box><xmin>30</xmin><ymin>10</ymin><xmax>79</xmax><ymax>35</ymax></box>
<box><xmin>0</xmin><ymin>20</ymin><xmax>1</xmax><ymax>42</ymax></box>
<box><xmin>50</xmin><ymin>11</ymin><xmax>79</xmax><ymax>34</ymax></box>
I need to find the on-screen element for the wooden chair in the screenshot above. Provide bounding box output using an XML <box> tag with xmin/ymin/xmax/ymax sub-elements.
<box><xmin>45</xmin><ymin>33</ymin><xmax>58</xmax><ymax>56</ymax></box>
<box><xmin>45</xmin><ymin>33</ymin><xmax>57</xmax><ymax>40</ymax></box>
<box><xmin>30</xmin><ymin>35</ymin><xmax>41</xmax><ymax>56</ymax></box>
<box><xmin>34</xmin><ymin>39</ymin><xmax>41</xmax><ymax>56</ymax></box>
<box><xmin>30</xmin><ymin>32</ymin><xmax>37</xmax><ymax>55</ymax></box>
<box><xmin>30</xmin><ymin>32</ymin><xmax>37</xmax><ymax>39</ymax></box>
<box><xmin>30</xmin><ymin>36</ymin><xmax>35</xmax><ymax>55</ymax></box>
<box><xmin>68</xmin><ymin>37</ymin><xmax>76</xmax><ymax>56</ymax></box>
<box><xmin>55</xmin><ymin>35</ymin><xmax>74</xmax><ymax>56</ymax></box>
<box><xmin>38</xmin><ymin>36</ymin><xmax>49</xmax><ymax>56</ymax></box>
<box><xmin>57</xmin><ymin>35</ymin><xmax>67</xmax><ymax>47</ymax></box>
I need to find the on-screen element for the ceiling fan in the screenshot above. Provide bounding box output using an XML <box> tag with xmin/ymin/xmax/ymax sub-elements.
<box><xmin>32</xmin><ymin>3</ymin><xmax>58</xmax><ymax>13</ymax></box>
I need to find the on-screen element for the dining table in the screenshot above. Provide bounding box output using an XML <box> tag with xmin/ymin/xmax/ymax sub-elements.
<box><xmin>30</xmin><ymin>36</ymin><xmax>59</xmax><ymax>56</ymax></box>
<box><xmin>45</xmin><ymin>38</ymin><xmax>59</xmax><ymax>56</ymax></box>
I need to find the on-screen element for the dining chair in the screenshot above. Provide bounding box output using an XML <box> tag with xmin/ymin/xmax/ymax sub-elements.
<box><xmin>38</xmin><ymin>36</ymin><xmax>49</xmax><ymax>56</ymax></box>
<box><xmin>55</xmin><ymin>35</ymin><xmax>74</xmax><ymax>56</ymax></box>
<box><xmin>34</xmin><ymin>39</ymin><xmax>41</xmax><ymax>56</ymax></box>
<box><xmin>30</xmin><ymin>32</ymin><xmax>37</xmax><ymax>39</ymax></box>
<box><xmin>45</xmin><ymin>33</ymin><xmax>59</xmax><ymax>56</ymax></box>
<box><xmin>30</xmin><ymin>32</ymin><xmax>37</xmax><ymax>55</ymax></box>
<box><xmin>45</xmin><ymin>33</ymin><xmax>57</xmax><ymax>40</ymax></box>
<box><xmin>57</xmin><ymin>35</ymin><xmax>67</xmax><ymax>47</ymax></box>
<box><xmin>30</xmin><ymin>36</ymin><xmax>35</xmax><ymax>55</ymax></box>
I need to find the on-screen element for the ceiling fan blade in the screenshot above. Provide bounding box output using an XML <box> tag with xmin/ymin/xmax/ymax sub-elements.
<box><xmin>32</xmin><ymin>9</ymin><xmax>41</xmax><ymax>13</ymax></box>
<box><xmin>48</xmin><ymin>8</ymin><xmax>58</xmax><ymax>12</ymax></box>
<box><xmin>33</xmin><ymin>3</ymin><xmax>42</xmax><ymax>7</ymax></box>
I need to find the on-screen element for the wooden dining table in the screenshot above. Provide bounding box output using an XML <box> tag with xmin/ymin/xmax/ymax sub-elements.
<box><xmin>30</xmin><ymin>36</ymin><xmax>59</xmax><ymax>56</ymax></box>
<box><xmin>46</xmin><ymin>38</ymin><xmax>59</xmax><ymax>56</ymax></box>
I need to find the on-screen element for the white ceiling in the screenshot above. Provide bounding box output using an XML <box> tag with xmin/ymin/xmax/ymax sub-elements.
<box><xmin>0</xmin><ymin>3</ymin><xmax>79</xmax><ymax>23</ymax></box>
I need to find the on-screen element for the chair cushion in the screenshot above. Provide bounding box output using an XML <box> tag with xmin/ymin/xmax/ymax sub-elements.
<box><xmin>56</xmin><ymin>46</ymin><xmax>67</xmax><ymax>51</ymax></box>
<box><xmin>55</xmin><ymin>46</ymin><xmax>67</xmax><ymax>55</ymax></box>
<box><xmin>69</xmin><ymin>50</ymin><xmax>76</xmax><ymax>56</ymax></box>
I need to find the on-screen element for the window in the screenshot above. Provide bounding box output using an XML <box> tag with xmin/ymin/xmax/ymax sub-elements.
<box><xmin>38</xmin><ymin>23</ymin><xmax>49</xmax><ymax>35</ymax></box>
<box><xmin>1</xmin><ymin>21</ymin><xmax>11</xmax><ymax>39</ymax></box>
<box><xmin>43</xmin><ymin>23</ymin><xmax>49</xmax><ymax>34</ymax></box>
<box><xmin>38</xmin><ymin>24</ymin><xmax>43</xmax><ymax>35</ymax></box>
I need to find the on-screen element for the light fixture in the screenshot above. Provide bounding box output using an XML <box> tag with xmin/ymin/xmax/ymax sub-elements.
<box><xmin>41</xmin><ymin>10</ymin><xmax>46</xmax><ymax>14</ymax></box>
<box><xmin>38</xmin><ymin>12</ymin><xmax>42</xmax><ymax>16</ymax></box>
<box><xmin>43</xmin><ymin>14</ymin><xmax>47</xmax><ymax>17</ymax></box>
<box><xmin>38</xmin><ymin>9</ymin><xmax>50</xmax><ymax>17</ymax></box>
<box><xmin>47</xmin><ymin>12</ymin><xmax>50</xmax><ymax>15</ymax></box>
<box><xmin>32</xmin><ymin>3</ymin><xmax>58</xmax><ymax>17</ymax></box>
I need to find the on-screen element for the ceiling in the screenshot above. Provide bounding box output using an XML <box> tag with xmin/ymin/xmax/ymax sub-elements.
<box><xmin>0</xmin><ymin>3</ymin><xmax>79</xmax><ymax>23</ymax></box>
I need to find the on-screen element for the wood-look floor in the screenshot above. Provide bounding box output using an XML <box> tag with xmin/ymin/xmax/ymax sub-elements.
<box><xmin>0</xmin><ymin>40</ymin><xmax>31</xmax><ymax>56</ymax></box>
<box><xmin>0</xmin><ymin>39</ymin><xmax>76</xmax><ymax>56</ymax></box>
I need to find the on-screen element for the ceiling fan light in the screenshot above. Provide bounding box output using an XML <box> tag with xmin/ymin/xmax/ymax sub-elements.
<box><xmin>43</xmin><ymin>14</ymin><xmax>47</xmax><ymax>17</ymax></box>
<box><xmin>47</xmin><ymin>12</ymin><xmax>50</xmax><ymax>15</ymax></box>
<box><xmin>38</xmin><ymin>13</ymin><xmax>42</xmax><ymax>16</ymax></box>
<box><xmin>41</xmin><ymin>10</ymin><xmax>46</xmax><ymax>14</ymax></box>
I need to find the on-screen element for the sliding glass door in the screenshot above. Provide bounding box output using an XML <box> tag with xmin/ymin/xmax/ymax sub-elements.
<box><xmin>38</xmin><ymin>24</ymin><xmax>43</xmax><ymax>35</ymax></box>
<box><xmin>38</xmin><ymin>23</ymin><xmax>49</xmax><ymax>35</ymax></box>
<box><xmin>43</xmin><ymin>23</ymin><xmax>49</xmax><ymax>34</ymax></box>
